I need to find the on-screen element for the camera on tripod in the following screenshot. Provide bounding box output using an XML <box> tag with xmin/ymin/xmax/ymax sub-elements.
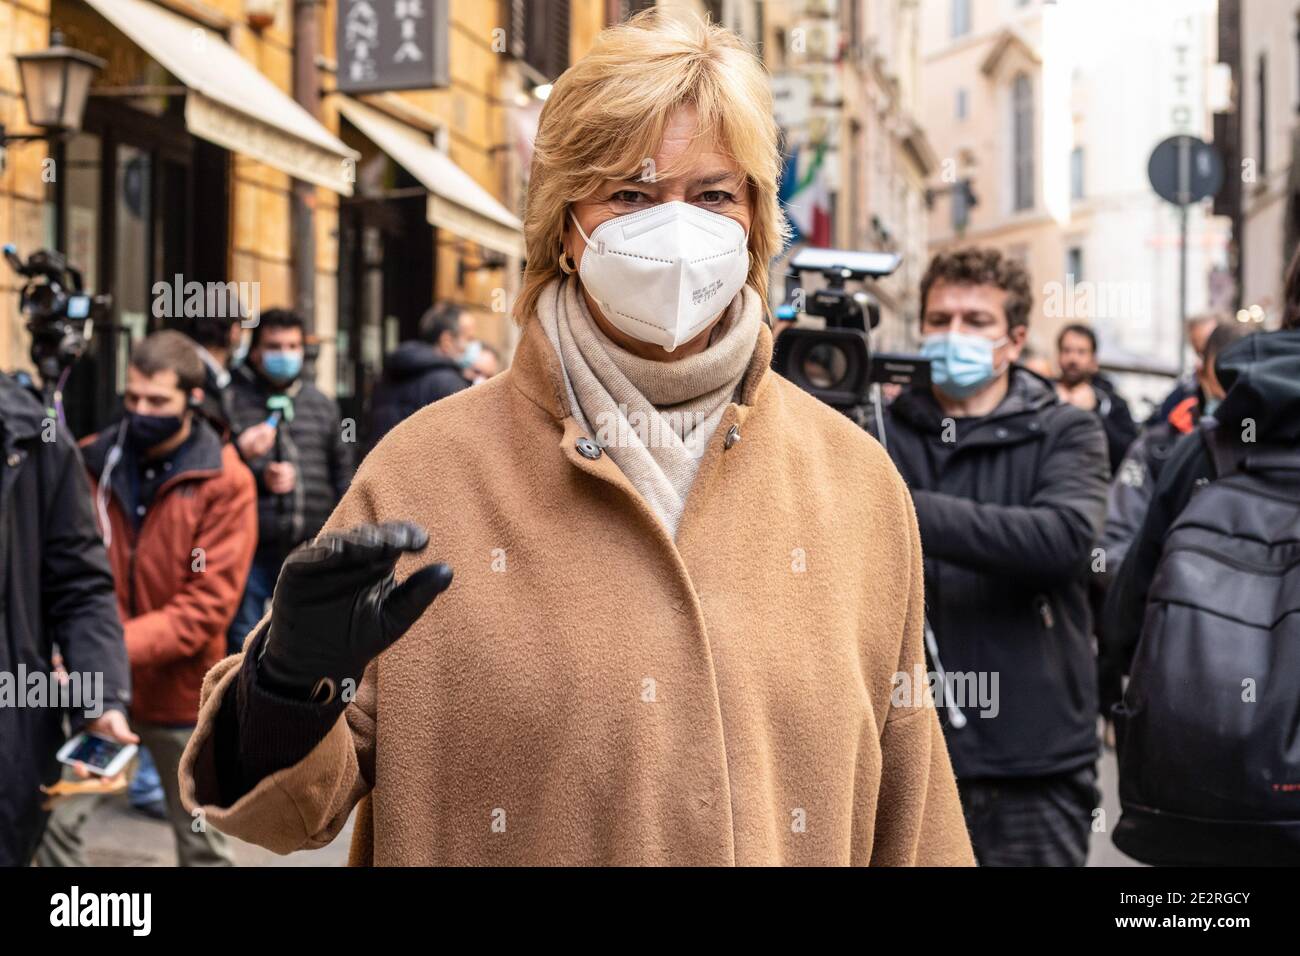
<box><xmin>4</xmin><ymin>244</ymin><xmax>110</xmax><ymax>388</ymax></box>
<box><xmin>772</xmin><ymin>247</ymin><xmax>929</xmax><ymax>411</ymax></box>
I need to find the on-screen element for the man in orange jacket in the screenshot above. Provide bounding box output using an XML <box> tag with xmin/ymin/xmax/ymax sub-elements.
<box><xmin>51</xmin><ymin>330</ymin><xmax>257</xmax><ymax>866</ymax></box>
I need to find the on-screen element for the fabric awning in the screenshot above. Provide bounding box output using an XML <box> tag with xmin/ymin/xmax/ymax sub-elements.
<box><xmin>336</xmin><ymin>96</ymin><xmax>523</xmax><ymax>258</ymax></box>
<box><xmin>83</xmin><ymin>0</ymin><xmax>358</xmax><ymax>195</ymax></box>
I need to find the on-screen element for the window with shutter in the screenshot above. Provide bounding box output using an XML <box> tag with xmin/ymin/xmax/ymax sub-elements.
<box><xmin>507</xmin><ymin>0</ymin><xmax>572</xmax><ymax>80</ymax></box>
<box><xmin>1012</xmin><ymin>73</ymin><xmax>1034</xmax><ymax>211</ymax></box>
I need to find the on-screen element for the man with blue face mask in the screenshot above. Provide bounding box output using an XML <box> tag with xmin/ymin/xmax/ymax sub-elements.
<box><xmin>227</xmin><ymin>309</ymin><xmax>354</xmax><ymax>652</ymax></box>
<box><xmin>870</xmin><ymin>247</ymin><xmax>1110</xmax><ymax>867</ymax></box>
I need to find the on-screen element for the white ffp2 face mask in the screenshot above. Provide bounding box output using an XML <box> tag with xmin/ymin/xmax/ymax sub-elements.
<box><xmin>571</xmin><ymin>201</ymin><xmax>750</xmax><ymax>352</ymax></box>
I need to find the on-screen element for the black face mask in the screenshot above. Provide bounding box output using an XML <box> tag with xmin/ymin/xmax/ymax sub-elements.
<box><xmin>125</xmin><ymin>412</ymin><xmax>185</xmax><ymax>454</ymax></box>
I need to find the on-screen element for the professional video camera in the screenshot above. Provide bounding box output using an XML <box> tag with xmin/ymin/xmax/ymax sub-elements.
<box><xmin>772</xmin><ymin>247</ymin><xmax>929</xmax><ymax>422</ymax></box>
<box><xmin>3</xmin><ymin>244</ymin><xmax>110</xmax><ymax>413</ymax></box>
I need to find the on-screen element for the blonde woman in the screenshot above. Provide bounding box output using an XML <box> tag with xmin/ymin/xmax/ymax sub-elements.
<box><xmin>180</xmin><ymin>11</ymin><xmax>973</xmax><ymax>866</ymax></box>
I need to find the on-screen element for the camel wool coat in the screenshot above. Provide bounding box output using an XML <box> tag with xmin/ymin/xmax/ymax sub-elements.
<box><xmin>179</xmin><ymin>314</ymin><xmax>975</xmax><ymax>866</ymax></box>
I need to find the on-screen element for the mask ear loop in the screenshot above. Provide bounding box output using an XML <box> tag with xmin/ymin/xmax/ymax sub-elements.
<box><xmin>96</xmin><ymin>418</ymin><xmax>128</xmax><ymax>549</ymax></box>
<box><xmin>560</xmin><ymin>212</ymin><xmax>593</xmax><ymax>276</ymax></box>
<box><xmin>990</xmin><ymin>334</ymin><xmax>1012</xmax><ymax>378</ymax></box>
<box><xmin>569</xmin><ymin>211</ymin><xmax>590</xmax><ymax>243</ymax></box>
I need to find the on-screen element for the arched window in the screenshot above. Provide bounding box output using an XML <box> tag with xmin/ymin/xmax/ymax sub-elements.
<box><xmin>1012</xmin><ymin>73</ymin><xmax>1034</xmax><ymax>211</ymax></box>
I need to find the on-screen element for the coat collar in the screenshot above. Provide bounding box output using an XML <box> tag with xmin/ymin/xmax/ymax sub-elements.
<box><xmin>509</xmin><ymin>308</ymin><xmax>775</xmax><ymax>427</ymax></box>
<box><xmin>892</xmin><ymin>365</ymin><xmax>1057</xmax><ymax>445</ymax></box>
<box><xmin>508</xmin><ymin>308</ymin><xmax>775</xmax><ymax>548</ymax></box>
<box><xmin>83</xmin><ymin>415</ymin><xmax>225</xmax><ymax>486</ymax></box>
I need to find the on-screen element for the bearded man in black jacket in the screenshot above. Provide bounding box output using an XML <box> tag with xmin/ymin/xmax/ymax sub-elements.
<box><xmin>1054</xmin><ymin>323</ymin><xmax>1138</xmax><ymax>475</ymax></box>
<box><xmin>871</xmin><ymin>248</ymin><xmax>1110</xmax><ymax>866</ymax></box>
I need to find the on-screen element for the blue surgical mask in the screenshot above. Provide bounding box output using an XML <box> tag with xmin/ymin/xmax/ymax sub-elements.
<box><xmin>261</xmin><ymin>350</ymin><xmax>303</xmax><ymax>383</ymax></box>
<box><xmin>921</xmin><ymin>331</ymin><xmax>1009</xmax><ymax>400</ymax></box>
<box><xmin>458</xmin><ymin>340</ymin><xmax>482</xmax><ymax>370</ymax></box>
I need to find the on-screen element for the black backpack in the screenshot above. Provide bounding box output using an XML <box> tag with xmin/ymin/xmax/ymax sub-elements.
<box><xmin>1113</xmin><ymin>424</ymin><xmax>1300</xmax><ymax>865</ymax></box>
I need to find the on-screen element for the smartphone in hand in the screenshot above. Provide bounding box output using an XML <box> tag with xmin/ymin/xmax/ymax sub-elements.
<box><xmin>56</xmin><ymin>732</ymin><xmax>138</xmax><ymax>777</ymax></box>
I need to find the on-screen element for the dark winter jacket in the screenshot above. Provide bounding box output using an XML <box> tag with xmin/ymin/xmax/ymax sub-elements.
<box><xmin>228</xmin><ymin>364</ymin><xmax>354</xmax><ymax>557</ymax></box>
<box><xmin>872</xmin><ymin>367</ymin><xmax>1110</xmax><ymax>779</ymax></box>
<box><xmin>366</xmin><ymin>342</ymin><xmax>469</xmax><ymax>449</ymax></box>
<box><xmin>1090</xmin><ymin>373</ymin><xmax>1139</xmax><ymax>475</ymax></box>
<box><xmin>194</xmin><ymin>345</ymin><xmax>236</xmax><ymax>440</ymax></box>
<box><xmin>0</xmin><ymin>375</ymin><xmax>130</xmax><ymax>866</ymax></box>
<box><xmin>1104</xmin><ymin>329</ymin><xmax>1300</xmax><ymax>675</ymax></box>
<box><xmin>1094</xmin><ymin>394</ymin><xmax>1199</xmax><ymax>714</ymax></box>
<box><xmin>1147</xmin><ymin>374</ymin><xmax>1201</xmax><ymax>427</ymax></box>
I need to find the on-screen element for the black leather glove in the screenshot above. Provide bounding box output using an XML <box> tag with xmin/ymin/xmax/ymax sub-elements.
<box><xmin>256</xmin><ymin>521</ymin><xmax>453</xmax><ymax>702</ymax></box>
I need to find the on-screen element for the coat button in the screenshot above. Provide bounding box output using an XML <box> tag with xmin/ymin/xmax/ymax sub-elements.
<box><xmin>723</xmin><ymin>424</ymin><xmax>741</xmax><ymax>450</ymax></box>
<box><xmin>6</xmin><ymin>452</ymin><xmax>19</xmax><ymax>467</ymax></box>
<box><xmin>995</xmin><ymin>427</ymin><xmax>1009</xmax><ymax>439</ymax></box>
<box><xmin>575</xmin><ymin>437</ymin><xmax>602</xmax><ymax>460</ymax></box>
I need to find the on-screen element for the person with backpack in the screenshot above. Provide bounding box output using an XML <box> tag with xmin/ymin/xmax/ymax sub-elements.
<box><xmin>1104</xmin><ymin>260</ymin><xmax>1300</xmax><ymax>865</ymax></box>
<box><xmin>1094</xmin><ymin>318</ymin><xmax>1256</xmax><ymax>723</ymax></box>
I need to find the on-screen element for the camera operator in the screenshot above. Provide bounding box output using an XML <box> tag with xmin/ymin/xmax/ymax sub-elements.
<box><xmin>0</xmin><ymin>372</ymin><xmax>133</xmax><ymax>866</ymax></box>
<box><xmin>871</xmin><ymin>248</ymin><xmax>1109</xmax><ymax>866</ymax></box>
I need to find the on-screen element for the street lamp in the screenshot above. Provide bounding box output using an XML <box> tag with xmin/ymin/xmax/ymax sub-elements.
<box><xmin>0</xmin><ymin>30</ymin><xmax>104</xmax><ymax>149</ymax></box>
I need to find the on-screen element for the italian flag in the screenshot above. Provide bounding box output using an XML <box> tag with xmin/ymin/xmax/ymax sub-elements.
<box><xmin>781</xmin><ymin>142</ymin><xmax>831</xmax><ymax>247</ymax></box>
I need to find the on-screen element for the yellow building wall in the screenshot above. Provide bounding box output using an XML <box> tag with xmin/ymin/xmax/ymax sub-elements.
<box><xmin>1</xmin><ymin>0</ymin><xmax>604</xmax><ymax>377</ymax></box>
<box><xmin>0</xmin><ymin>0</ymin><xmax>54</xmax><ymax>374</ymax></box>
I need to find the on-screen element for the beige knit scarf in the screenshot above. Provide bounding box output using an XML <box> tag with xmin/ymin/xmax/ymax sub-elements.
<box><xmin>537</xmin><ymin>276</ymin><xmax>761</xmax><ymax>537</ymax></box>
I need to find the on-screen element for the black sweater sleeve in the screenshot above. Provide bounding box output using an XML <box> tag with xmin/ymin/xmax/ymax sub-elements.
<box><xmin>213</xmin><ymin>624</ymin><xmax>348</xmax><ymax>807</ymax></box>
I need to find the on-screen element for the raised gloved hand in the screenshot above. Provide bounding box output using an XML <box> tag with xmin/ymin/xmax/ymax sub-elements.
<box><xmin>256</xmin><ymin>521</ymin><xmax>453</xmax><ymax>702</ymax></box>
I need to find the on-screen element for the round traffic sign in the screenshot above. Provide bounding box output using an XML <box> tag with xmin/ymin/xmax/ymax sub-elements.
<box><xmin>1148</xmin><ymin>135</ymin><xmax>1224</xmax><ymax>206</ymax></box>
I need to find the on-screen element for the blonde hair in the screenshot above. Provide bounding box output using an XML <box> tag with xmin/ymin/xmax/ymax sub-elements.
<box><xmin>515</xmin><ymin>9</ymin><xmax>788</xmax><ymax>325</ymax></box>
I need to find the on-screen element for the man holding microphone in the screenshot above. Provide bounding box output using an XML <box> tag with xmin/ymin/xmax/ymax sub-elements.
<box><xmin>227</xmin><ymin>309</ymin><xmax>354</xmax><ymax>651</ymax></box>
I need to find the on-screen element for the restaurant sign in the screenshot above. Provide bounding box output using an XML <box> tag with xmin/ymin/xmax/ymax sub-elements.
<box><xmin>337</xmin><ymin>0</ymin><xmax>450</xmax><ymax>94</ymax></box>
